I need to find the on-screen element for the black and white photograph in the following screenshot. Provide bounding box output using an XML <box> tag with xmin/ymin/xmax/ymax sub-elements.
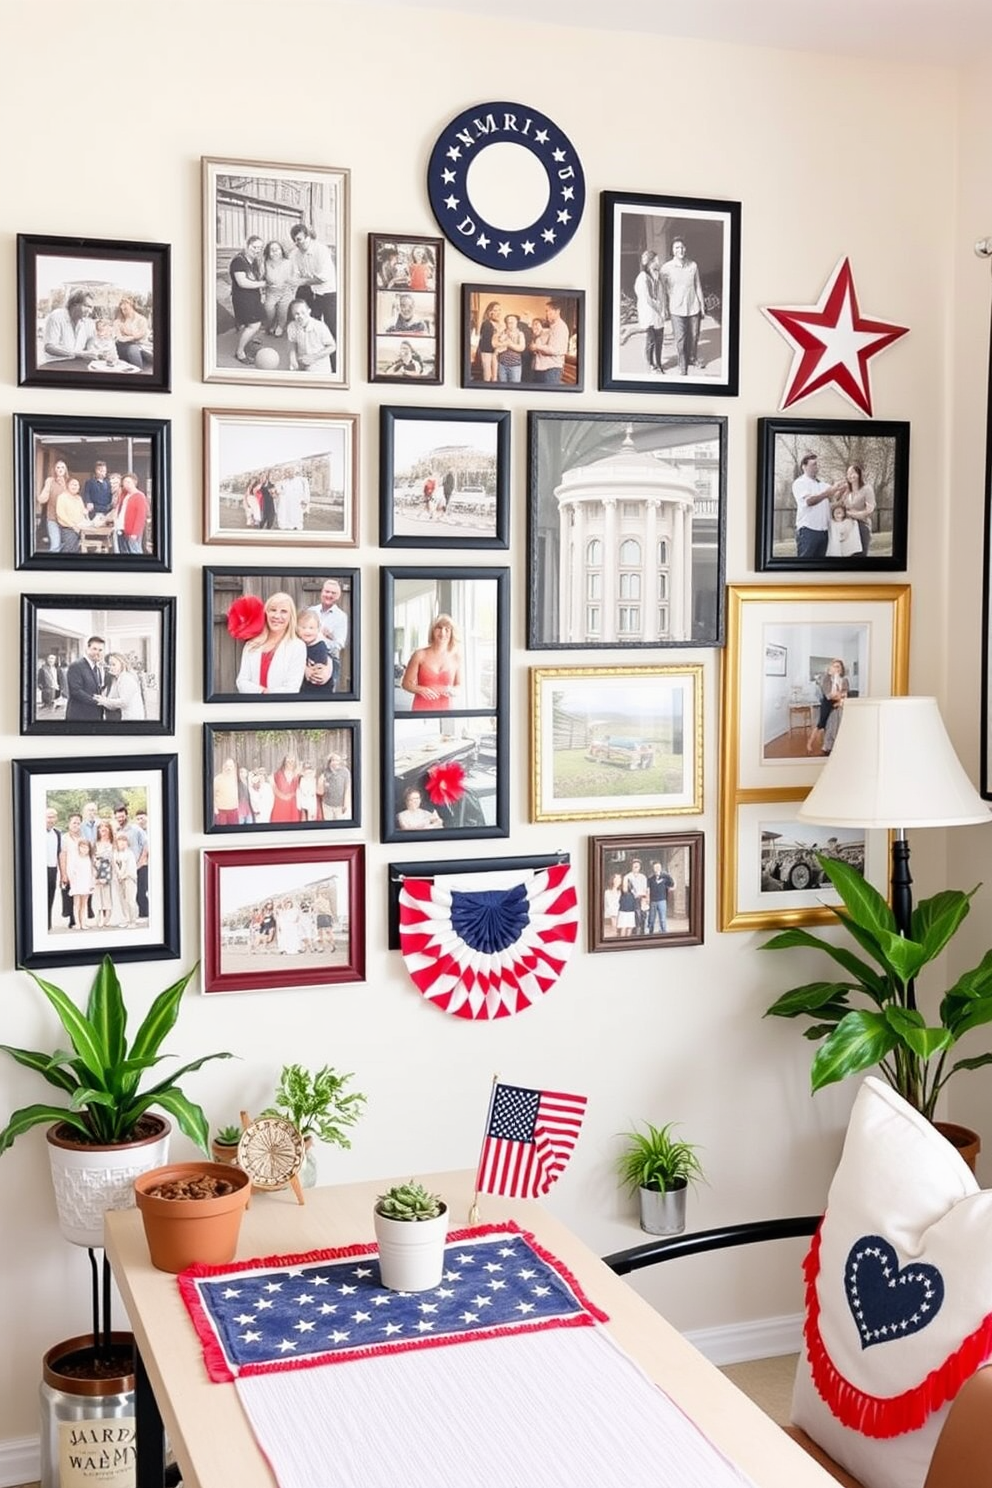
<box><xmin>599</xmin><ymin>192</ymin><xmax>740</xmax><ymax>396</ymax></box>
<box><xmin>204</xmin><ymin>722</ymin><xmax>360</xmax><ymax>834</ymax></box>
<box><xmin>17</xmin><ymin>233</ymin><xmax>171</xmax><ymax>392</ymax></box>
<box><xmin>204</xmin><ymin>567</ymin><xmax>359</xmax><ymax>703</ymax></box>
<box><xmin>202</xmin><ymin>157</ymin><xmax>348</xmax><ymax>388</ymax></box>
<box><xmin>527</xmin><ymin>412</ymin><xmax>727</xmax><ymax>649</ymax></box>
<box><xmin>379</xmin><ymin>407</ymin><xmax>510</xmax><ymax>549</ymax></box>
<box><xmin>760</xmin><ymin>820</ymin><xmax>866</xmax><ymax>893</ymax></box>
<box><xmin>203</xmin><ymin>409</ymin><xmax>357</xmax><ymax>547</ymax></box>
<box><xmin>14</xmin><ymin>413</ymin><xmax>171</xmax><ymax>573</ymax></box>
<box><xmin>21</xmin><ymin>595</ymin><xmax>175</xmax><ymax>737</ymax></box>
<box><xmin>461</xmin><ymin>285</ymin><xmax>584</xmax><ymax>391</ymax></box>
<box><xmin>756</xmin><ymin>418</ymin><xmax>910</xmax><ymax>572</ymax></box>
<box><xmin>12</xmin><ymin>754</ymin><xmax>179</xmax><ymax>970</ymax></box>
<box><xmin>370</xmin><ymin>233</ymin><xmax>443</xmax><ymax>384</ymax></box>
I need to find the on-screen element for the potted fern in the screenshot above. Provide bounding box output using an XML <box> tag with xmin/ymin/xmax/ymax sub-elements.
<box><xmin>373</xmin><ymin>1180</ymin><xmax>448</xmax><ymax>1291</ymax></box>
<box><xmin>617</xmin><ymin>1121</ymin><xmax>704</xmax><ymax>1235</ymax></box>
<box><xmin>262</xmin><ymin>1062</ymin><xmax>366</xmax><ymax>1186</ymax></box>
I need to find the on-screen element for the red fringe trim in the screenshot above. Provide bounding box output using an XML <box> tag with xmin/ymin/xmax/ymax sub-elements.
<box><xmin>803</xmin><ymin>1221</ymin><xmax>992</xmax><ymax>1438</ymax></box>
<box><xmin>177</xmin><ymin>1221</ymin><xmax>609</xmax><ymax>1384</ymax></box>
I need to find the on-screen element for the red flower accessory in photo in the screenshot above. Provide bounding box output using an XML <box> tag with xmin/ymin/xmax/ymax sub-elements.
<box><xmin>424</xmin><ymin>760</ymin><xmax>465</xmax><ymax>807</ymax></box>
<box><xmin>227</xmin><ymin>594</ymin><xmax>267</xmax><ymax>640</ymax></box>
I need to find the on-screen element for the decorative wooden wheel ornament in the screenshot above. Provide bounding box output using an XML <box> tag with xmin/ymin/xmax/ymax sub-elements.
<box><xmin>237</xmin><ymin>1112</ymin><xmax>305</xmax><ymax>1205</ymax></box>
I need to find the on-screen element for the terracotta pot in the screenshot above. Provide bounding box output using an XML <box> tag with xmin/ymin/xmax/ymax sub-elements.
<box><xmin>134</xmin><ymin>1162</ymin><xmax>251</xmax><ymax>1273</ymax></box>
<box><xmin>210</xmin><ymin>1138</ymin><xmax>241</xmax><ymax>1167</ymax></box>
<box><xmin>46</xmin><ymin>1115</ymin><xmax>171</xmax><ymax>1248</ymax></box>
<box><xmin>934</xmin><ymin>1120</ymin><xmax>981</xmax><ymax>1174</ymax></box>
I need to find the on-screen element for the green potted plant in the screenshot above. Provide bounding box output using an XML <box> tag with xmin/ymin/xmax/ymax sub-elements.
<box><xmin>211</xmin><ymin>1123</ymin><xmax>243</xmax><ymax>1166</ymax></box>
<box><xmin>0</xmin><ymin>956</ymin><xmax>234</xmax><ymax>1245</ymax></box>
<box><xmin>373</xmin><ymin>1180</ymin><xmax>448</xmax><ymax>1291</ymax></box>
<box><xmin>262</xmin><ymin>1063</ymin><xmax>366</xmax><ymax>1186</ymax></box>
<box><xmin>616</xmin><ymin>1121</ymin><xmax>704</xmax><ymax>1235</ymax></box>
<box><xmin>761</xmin><ymin>855</ymin><xmax>992</xmax><ymax>1164</ymax></box>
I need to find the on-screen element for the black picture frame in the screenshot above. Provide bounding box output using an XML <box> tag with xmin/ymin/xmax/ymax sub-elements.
<box><xmin>381</xmin><ymin>565</ymin><xmax>510</xmax><ymax>844</ymax></box>
<box><xmin>12</xmin><ymin>753</ymin><xmax>180</xmax><ymax>970</ymax></box>
<box><xmin>203</xmin><ymin>721</ymin><xmax>360</xmax><ymax>834</ymax></box>
<box><xmin>368</xmin><ymin>233</ymin><xmax>444</xmax><ymax>385</ymax></box>
<box><xmin>21</xmin><ymin>594</ymin><xmax>176</xmax><ymax>737</ymax></box>
<box><xmin>379</xmin><ymin>406</ymin><xmax>510</xmax><ymax>550</ymax></box>
<box><xmin>755</xmin><ymin>417</ymin><xmax>910</xmax><ymax>573</ymax></box>
<box><xmin>17</xmin><ymin>233</ymin><xmax>171</xmax><ymax>393</ymax></box>
<box><xmin>526</xmin><ymin>411</ymin><xmax>727</xmax><ymax>649</ymax></box>
<box><xmin>14</xmin><ymin>413</ymin><xmax>172</xmax><ymax>573</ymax></box>
<box><xmin>386</xmin><ymin>852</ymin><xmax>569</xmax><ymax>950</ymax></box>
<box><xmin>203</xmin><ymin>566</ymin><xmax>360</xmax><ymax>704</ymax></box>
<box><xmin>599</xmin><ymin>191</ymin><xmax>740</xmax><ymax>396</ymax></box>
<box><xmin>460</xmin><ymin>284</ymin><xmax>585</xmax><ymax>392</ymax></box>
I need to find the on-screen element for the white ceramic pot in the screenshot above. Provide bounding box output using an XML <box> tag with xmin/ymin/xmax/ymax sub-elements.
<box><xmin>47</xmin><ymin>1116</ymin><xmax>171</xmax><ymax>1248</ymax></box>
<box><xmin>373</xmin><ymin>1203</ymin><xmax>448</xmax><ymax>1292</ymax></box>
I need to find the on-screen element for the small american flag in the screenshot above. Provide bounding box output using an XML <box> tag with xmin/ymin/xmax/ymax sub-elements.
<box><xmin>476</xmin><ymin>1081</ymin><xmax>587</xmax><ymax>1198</ymax></box>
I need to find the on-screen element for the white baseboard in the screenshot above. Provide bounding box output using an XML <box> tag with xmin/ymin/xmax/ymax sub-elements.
<box><xmin>0</xmin><ymin>1434</ymin><xmax>40</xmax><ymax>1488</ymax></box>
<box><xmin>684</xmin><ymin>1310</ymin><xmax>804</xmax><ymax>1366</ymax></box>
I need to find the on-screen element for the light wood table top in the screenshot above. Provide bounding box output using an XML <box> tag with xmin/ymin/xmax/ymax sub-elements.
<box><xmin>105</xmin><ymin>1168</ymin><xmax>835</xmax><ymax>1488</ymax></box>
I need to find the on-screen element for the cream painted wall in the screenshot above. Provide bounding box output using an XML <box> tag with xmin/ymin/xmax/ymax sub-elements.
<box><xmin>0</xmin><ymin>0</ymin><xmax>974</xmax><ymax>1458</ymax></box>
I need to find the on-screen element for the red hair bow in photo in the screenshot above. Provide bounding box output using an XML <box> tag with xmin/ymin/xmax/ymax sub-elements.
<box><xmin>425</xmin><ymin>759</ymin><xmax>465</xmax><ymax>807</ymax></box>
<box><xmin>227</xmin><ymin>594</ymin><xmax>267</xmax><ymax>640</ymax></box>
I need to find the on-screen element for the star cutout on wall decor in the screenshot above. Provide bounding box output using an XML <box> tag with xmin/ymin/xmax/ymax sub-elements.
<box><xmin>763</xmin><ymin>257</ymin><xmax>908</xmax><ymax>417</ymax></box>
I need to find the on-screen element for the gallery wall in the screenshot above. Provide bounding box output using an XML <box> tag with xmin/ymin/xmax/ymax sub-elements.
<box><xmin>0</xmin><ymin>0</ymin><xmax>987</xmax><ymax>1466</ymax></box>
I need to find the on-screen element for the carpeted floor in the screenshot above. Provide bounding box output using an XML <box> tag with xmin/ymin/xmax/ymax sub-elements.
<box><xmin>721</xmin><ymin>1352</ymin><xmax>798</xmax><ymax>1426</ymax></box>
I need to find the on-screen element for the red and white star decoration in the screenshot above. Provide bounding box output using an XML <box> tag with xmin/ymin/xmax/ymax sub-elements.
<box><xmin>763</xmin><ymin>258</ymin><xmax>908</xmax><ymax>417</ymax></box>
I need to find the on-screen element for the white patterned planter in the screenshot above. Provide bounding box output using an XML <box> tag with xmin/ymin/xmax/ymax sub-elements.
<box><xmin>373</xmin><ymin>1203</ymin><xmax>448</xmax><ymax>1292</ymax></box>
<box><xmin>47</xmin><ymin>1117</ymin><xmax>171</xmax><ymax>1248</ymax></box>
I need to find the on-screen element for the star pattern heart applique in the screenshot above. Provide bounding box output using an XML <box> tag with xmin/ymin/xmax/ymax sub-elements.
<box><xmin>763</xmin><ymin>258</ymin><xmax>908</xmax><ymax>416</ymax></box>
<box><xmin>845</xmin><ymin>1234</ymin><xmax>944</xmax><ymax>1350</ymax></box>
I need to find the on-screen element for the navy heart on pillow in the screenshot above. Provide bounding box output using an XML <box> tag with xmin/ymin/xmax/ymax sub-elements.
<box><xmin>845</xmin><ymin>1234</ymin><xmax>944</xmax><ymax>1349</ymax></box>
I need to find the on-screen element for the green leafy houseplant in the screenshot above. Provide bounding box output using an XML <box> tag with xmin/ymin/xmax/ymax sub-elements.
<box><xmin>762</xmin><ymin>855</ymin><xmax>992</xmax><ymax>1120</ymax></box>
<box><xmin>0</xmin><ymin>957</ymin><xmax>234</xmax><ymax>1154</ymax></box>
<box><xmin>214</xmin><ymin>1124</ymin><xmax>243</xmax><ymax>1146</ymax></box>
<box><xmin>262</xmin><ymin>1063</ymin><xmax>366</xmax><ymax>1146</ymax></box>
<box><xmin>616</xmin><ymin>1121</ymin><xmax>704</xmax><ymax>1194</ymax></box>
<box><xmin>375</xmin><ymin>1181</ymin><xmax>444</xmax><ymax>1221</ymax></box>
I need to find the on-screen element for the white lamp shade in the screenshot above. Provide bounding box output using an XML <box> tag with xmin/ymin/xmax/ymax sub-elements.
<box><xmin>797</xmin><ymin>697</ymin><xmax>991</xmax><ymax>829</ymax></box>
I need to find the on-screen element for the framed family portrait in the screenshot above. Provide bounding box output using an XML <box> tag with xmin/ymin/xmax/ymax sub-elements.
<box><xmin>530</xmin><ymin>665</ymin><xmax>703</xmax><ymax>823</ymax></box>
<box><xmin>460</xmin><ymin>284</ymin><xmax>584</xmax><ymax>391</ymax></box>
<box><xmin>599</xmin><ymin>191</ymin><xmax>740</xmax><ymax>395</ymax></box>
<box><xmin>203</xmin><ymin>156</ymin><xmax>348</xmax><ymax>387</ymax></box>
<box><xmin>14</xmin><ymin>413</ymin><xmax>171</xmax><ymax>573</ymax></box>
<box><xmin>12</xmin><ymin>753</ymin><xmax>179</xmax><ymax>970</ymax></box>
<box><xmin>755</xmin><ymin>417</ymin><xmax>910</xmax><ymax>572</ymax></box>
<box><xmin>17</xmin><ymin>233</ymin><xmax>171</xmax><ymax>393</ymax></box>
<box><xmin>203</xmin><ymin>722</ymin><xmax>359</xmax><ymax>834</ymax></box>
<box><xmin>380</xmin><ymin>566</ymin><xmax>509</xmax><ymax>844</ymax></box>
<box><xmin>527</xmin><ymin>411</ymin><xmax>727</xmax><ymax>649</ymax></box>
<box><xmin>368</xmin><ymin>233</ymin><xmax>443</xmax><ymax>384</ymax></box>
<box><xmin>203</xmin><ymin>566</ymin><xmax>359</xmax><ymax>704</ymax></box>
<box><xmin>588</xmin><ymin>832</ymin><xmax>704</xmax><ymax>952</ymax></box>
<box><xmin>202</xmin><ymin>409</ymin><xmax>358</xmax><ymax>547</ymax></box>
<box><xmin>21</xmin><ymin>594</ymin><xmax>176</xmax><ymax>737</ymax></box>
<box><xmin>201</xmin><ymin>843</ymin><xmax>365</xmax><ymax>994</ymax></box>
<box><xmin>379</xmin><ymin>406</ymin><xmax>510</xmax><ymax>550</ymax></box>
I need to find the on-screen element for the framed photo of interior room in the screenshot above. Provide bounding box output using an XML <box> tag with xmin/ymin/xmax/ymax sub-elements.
<box><xmin>460</xmin><ymin>285</ymin><xmax>585</xmax><ymax>391</ymax></box>
<box><xmin>203</xmin><ymin>566</ymin><xmax>359</xmax><ymax>703</ymax></box>
<box><xmin>21</xmin><ymin>594</ymin><xmax>176</xmax><ymax>737</ymax></box>
<box><xmin>203</xmin><ymin>721</ymin><xmax>360</xmax><ymax>834</ymax></box>
<box><xmin>755</xmin><ymin>417</ymin><xmax>910</xmax><ymax>572</ymax></box>
<box><xmin>530</xmin><ymin>665</ymin><xmax>703</xmax><ymax>823</ymax></box>
<box><xmin>14</xmin><ymin>412</ymin><xmax>172</xmax><ymax>573</ymax></box>
<box><xmin>202</xmin><ymin>156</ymin><xmax>349</xmax><ymax>388</ymax></box>
<box><xmin>201</xmin><ymin>842</ymin><xmax>365</xmax><ymax>994</ymax></box>
<box><xmin>588</xmin><ymin>831</ymin><xmax>704</xmax><ymax>953</ymax></box>
<box><xmin>599</xmin><ymin>191</ymin><xmax>741</xmax><ymax>396</ymax></box>
<box><xmin>368</xmin><ymin>233</ymin><xmax>444</xmax><ymax>384</ymax></box>
<box><xmin>380</xmin><ymin>566</ymin><xmax>510</xmax><ymax>844</ymax></box>
<box><xmin>379</xmin><ymin>406</ymin><xmax>510</xmax><ymax>550</ymax></box>
<box><xmin>12</xmin><ymin>752</ymin><xmax>180</xmax><ymax>970</ymax></box>
<box><xmin>527</xmin><ymin>411</ymin><xmax>727</xmax><ymax>649</ymax></box>
<box><xmin>17</xmin><ymin>233</ymin><xmax>171</xmax><ymax>393</ymax></box>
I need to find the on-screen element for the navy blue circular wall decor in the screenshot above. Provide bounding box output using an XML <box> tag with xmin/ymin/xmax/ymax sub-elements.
<box><xmin>427</xmin><ymin>102</ymin><xmax>585</xmax><ymax>271</ymax></box>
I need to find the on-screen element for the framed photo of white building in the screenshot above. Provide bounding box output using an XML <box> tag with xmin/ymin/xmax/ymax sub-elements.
<box><xmin>526</xmin><ymin>412</ymin><xmax>727</xmax><ymax>649</ymax></box>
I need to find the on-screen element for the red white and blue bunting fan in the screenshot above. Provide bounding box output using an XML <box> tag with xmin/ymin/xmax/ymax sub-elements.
<box><xmin>763</xmin><ymin>257</ymin><xmax>908</xmax><ymax>416</ymax></box>
<box><xmin>398</xmin><ymin>862</ymin><xmax>579</xmax><ymax>1019</ymax></box>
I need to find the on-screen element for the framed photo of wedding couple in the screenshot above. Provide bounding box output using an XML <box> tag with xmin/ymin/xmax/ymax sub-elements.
<box><xmin>202</xmin><ymin>156</ymin><xmax>349</xmax><ymax>388</ymax></box>
<box><xmin>599</xmin><ymin>191</ymin><xmax>741</xmax><ymax>396</ymax></box>
<box><xmin>755</xmin><ymin>417</ymin><xmax>910</xmax><ymax>573</ymax></box>
<box><xmin>588</xmin><ymin>831</ymin><xmax>704</xmax><ymax>953</ymax></box>
<box><xmin>203</xmin><ymin>722</ymin><xmax>360</xmax><ymax>834</ymax></box>
<box><xmin>379</xmin><ymin>406</ymin><xmax>511</xmax><ymax>550</ymax></box>
<box><xmin>380</xmin><ymin>566</ymin><xmax>510</xmax><ymax>844</ymax></box>
<box><xmin>460</xmin><ymin>284</ymin><xmax>585</xmax><ymax>392</ymax></box>
<box><xmin>203</xmin><ymin>566</ymin><xmax>360</xmax><ymax>704</ymax></box>
<box><xmin>368</xmin><ymin>233</ymin><xmax>444</xmax><ymax>385</ymax></box>
<box><xmin>21</xmin><ymin>594</ymin><xmax>176</xmax><ymax>737</ymax></box>
<box><xmin>14</xmin><ymin>412</ymin><xmax>172</xmax><ymax>574</ymax></box>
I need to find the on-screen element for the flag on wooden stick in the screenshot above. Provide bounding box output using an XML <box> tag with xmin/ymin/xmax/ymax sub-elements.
<box><xmin>475</xmin><ymin>1081</ymin><xmax>587</xmax><ymax>1199</ymax></box>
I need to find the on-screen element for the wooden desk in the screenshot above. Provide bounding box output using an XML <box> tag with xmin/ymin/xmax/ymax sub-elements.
<box><xmin>105</xmin><ymin>1169</ymin><xmax>835</xmax><ymax>1488</ymax></box>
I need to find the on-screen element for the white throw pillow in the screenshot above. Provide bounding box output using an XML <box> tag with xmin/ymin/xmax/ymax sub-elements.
<box><xmin>791</xmin><ymin>1076</ymin><xmax>992</xmax><ymax>1488</ymax></box>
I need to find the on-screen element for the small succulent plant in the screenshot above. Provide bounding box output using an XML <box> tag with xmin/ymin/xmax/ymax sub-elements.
<box><xmin>375</xmin><ymin>1180</ymin><xmax>444</xmax><ymax>1221</ymax></box>
<box><xmin>215</xmin><ymin>1124</ymin><xmax>242</xmax><ymax>1146</ymax></box>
